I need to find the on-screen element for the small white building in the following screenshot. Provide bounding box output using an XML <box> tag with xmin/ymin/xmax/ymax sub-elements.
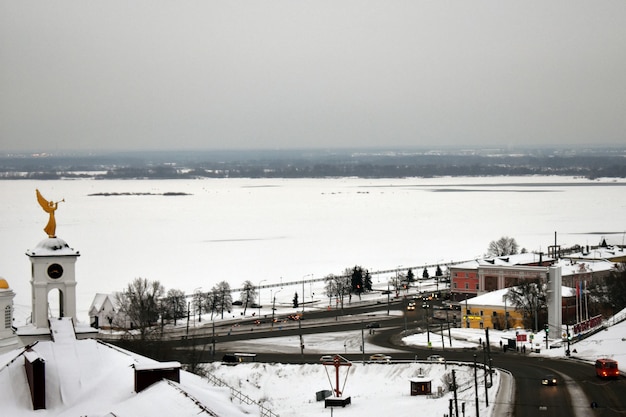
<box><xmin>88</xmin><ymin>293</ymin><xmax>117</xmax><ymax>329</ymax></box>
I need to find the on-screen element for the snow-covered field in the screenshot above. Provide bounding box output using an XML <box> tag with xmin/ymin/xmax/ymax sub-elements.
<box><xmin>206</xmin><ymin>360</ymin><xmax>498</xmax><ymax>417</ymax></box>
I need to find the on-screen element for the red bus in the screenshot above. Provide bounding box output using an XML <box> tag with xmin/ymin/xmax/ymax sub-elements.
<box><xmin>595</xmin><ymin>358</ymin><xmax>619</xmax><ymax>378</ymax></box>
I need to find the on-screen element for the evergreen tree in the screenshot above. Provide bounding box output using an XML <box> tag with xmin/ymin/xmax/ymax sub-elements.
<box><xmin>406</xmin><ymin>269</ymin><xmax>415</xmax><ymax>283</ymax></box>
<box><xmin>422</xmin><ymin>267</ymin><xmax>430</xmax><ymax>279</ymax></box>
<box><xmin>293</xmin><ymin>291</ymin><xmax>299</xmax><ymax>308</ymax></box>
<box><xmin>363</xmin><ymin>269</ymin><xmax>373</xmax><ymax>291</ymax></box>
<box><xmin>351</xmin><ymin>266</ymin><xmax>365</xmax><ymax>295</ymax></box>
<box><xmin>435</xmin><ymin>265</ymin><xmax>443</xmax><ymax>277</ymax></box>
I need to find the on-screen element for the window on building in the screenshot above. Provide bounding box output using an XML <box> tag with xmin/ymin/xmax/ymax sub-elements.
<box><xmin>480</xmin><ymin>310</ymin><xmax>484</xmax><ymax>316</ymax></box>
<box><xmin>475</xmin><ymin>284</ymin><xmax>479</xmax><ymax>290</ymax></box>
<box><xmin>453</xmin><ymin>283</ymin><xmax>457</xmax><ymax>289</ymax></box>
<box><xmin>465</xmin><ymin>283</ymin><xmax>469</xmax><ymax>289</ymax></box>
<box><xmin>492</xmin><ymin>311</ymin><xmax>497</xmax><ymax>317</ymax></box>
<box><xmin>4</xmin><ymin>305</ymin><xmax>11</xmax><ymax>329</ymax></box>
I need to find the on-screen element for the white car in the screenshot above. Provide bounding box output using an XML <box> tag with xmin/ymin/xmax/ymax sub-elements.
<box><xmin>427</xmin><ymin>355</ymin><xmax>445</xmax><ymax>362</ymax></box>
<box><xmin>320</xmin><ymin>355</ymin><xmax>336</xmax><ymax>363</ymax></box>
<box><xmin>369</xmin><ymin>353</ymin><xmax>392</xmax><ymax>363</ymax></box>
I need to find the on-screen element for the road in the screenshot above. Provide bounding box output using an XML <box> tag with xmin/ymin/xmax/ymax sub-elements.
<box><xmin>106</xmin><ymin>298</ymin><xmax>626</xmax><ymax>416</ymax></box>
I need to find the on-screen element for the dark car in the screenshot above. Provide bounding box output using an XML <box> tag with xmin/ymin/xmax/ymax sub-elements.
<box><xmin>541</xmin><ymin>374</ymin><xmax>558</xmax><ymax>386</ymax></box>
<box><xmin>366</xmin><ymin>322</ymin><xmax>380</xmax><ymax>328</ymax></box>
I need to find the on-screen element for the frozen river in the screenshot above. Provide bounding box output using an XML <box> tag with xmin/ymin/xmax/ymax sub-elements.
<box><xmin>1</xmin><ymin>176</ymin><xmax>624</xmax><ymax>321</ymax></box>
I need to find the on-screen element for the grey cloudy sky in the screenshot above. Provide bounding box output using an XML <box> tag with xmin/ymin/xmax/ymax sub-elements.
<box><xmin>1</xmin><ymin>1</ymin><xmax>625</xmax><ymax>153</ymax></box>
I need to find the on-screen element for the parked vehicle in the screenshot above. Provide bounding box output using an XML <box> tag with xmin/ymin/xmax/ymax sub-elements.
<box><xmin>595</xmin><ymin>358</ymin><xmax>620</xmax><ymax>378</ymax></box>
<box><xmin>366</xmin><ymin>322</ymin><xmax>381</xmax><ymax>328</ymax></box>
<box><xmin>427</xmin><ymin>355</ymin><xmax>445</xmax><ymax>362</ymax></box>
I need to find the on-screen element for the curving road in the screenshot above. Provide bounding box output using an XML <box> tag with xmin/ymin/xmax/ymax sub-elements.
<box><xmin>106</xmin><ymin>299</ymin><xmax>625</xmax><ymax>416</ymax></box>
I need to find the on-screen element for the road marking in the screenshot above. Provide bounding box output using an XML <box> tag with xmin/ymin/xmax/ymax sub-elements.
<box><xmin>555</xmin><ymin>370</ymin><xmax>590</xmax><ymax>417</ymax></box>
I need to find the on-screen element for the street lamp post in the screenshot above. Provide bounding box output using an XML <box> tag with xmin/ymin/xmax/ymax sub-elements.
<box><xmin>422</xmin><ymin>302</ymin><xmax>431</xmax><ymax>346</ymax></box>
<box><xmin>271</xmin><ymin>289</ymin><xmax>282</xmax><ymax>329</ymax></box>
<box><xmin>302</xmin><ymin>274</ymin><xmax>312</xmax><ymax>314</ymax></box>
<box><xmin>258</xmin><ymin>279</ymin><xmax>267</xmax><ymax>317</ymax></box>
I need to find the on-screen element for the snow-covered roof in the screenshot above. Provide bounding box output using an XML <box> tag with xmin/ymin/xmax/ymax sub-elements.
<box><xmin>0</xmin><ymin>337</ymin><xmax>254</xmax><ymax>416</ymax></box>
<box><xmin>26</xmin><ymin>238</ymin><xmax>79</xmax><ymax>257</ymax></box>
<box><xmin>552</xmin><ymin>258</ymin><xmax>615</xmax><ymax>276</ymax></box>
<box><xmin>466</xmin><ymin>286</ymin><xmax>576</xmax><ymax>307</ymax></box>
<box><xmin>453</xmin><ymin>252</ymin><xmax>554</xmax><ymax>270</ymax></box>
<box><xmin>88</xmin><ymin>293</ymin><xmax>115</xmax><ymax>314</ymax></box>
<box><xmin>565</xmin><ymin>245</ymin><xmax>626</xmax><ymax>262</ymax></box>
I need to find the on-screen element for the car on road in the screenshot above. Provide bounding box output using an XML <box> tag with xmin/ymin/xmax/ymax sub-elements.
<box><xmin>427</xmin><ymin>355</ymin><xmax>445</xmax><ymax>362</ymax></box>
<box><xmin>541</xmin><ymin>374</ymin><xmax>558</xmax><ymax>386</ymax></box>
<box><xmin>366</xmin><ymin>322</ymin><xmax>381</xmax><ymax>328</ymax></box>
<box><xmin>407</xmin><ymin>301</ymin><xmax>416</xmax><ymax>311</ymax></box>
<box><xmin>369</xmin><ymin>353</ymin><xmax>392</xmax><ymax>363</ymax></box>
<box><xmin>320</xmin><ymin>355</ymin><xmax>336</xmax><ymax>363</ymax></box>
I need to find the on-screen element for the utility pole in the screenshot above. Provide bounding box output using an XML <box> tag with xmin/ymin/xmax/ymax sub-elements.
<box><xmin>387</xmin><ymin>283</ymin><xmax>390</xmax><ymax>315</ymax></box>
<box><xmin>211</xmin><ymin>320</ymin><xmax>216</xmax><ymax>359</ymax></box>
<box><xmin>474</xmin><ymin>355</ymin><xmax>480</xmax><ymax>417</ymax></box>
<box><xmin>452</xmin><ymin>369</ymin><xmax>459</xmax><ymax>417</ymax></box>
<box><xmin>485</xmin><ymin>327</ymin><xmax>493</xmax><ymax>386</ymax></box>
<box><xmin>484</xmin><ymin>357</ymin><xmax>489</xmax><ymax>407</ymax></box>
<box><xmin>299</xmin><ymin>319</ymin><xmax>304</xmax><ymax>361</ymax></box>
<box><xmin>440</xmin><ymin>323</ymin><xmax>445</xmax><ymax>350</ymax></box>
<box><xmin>186</xmin><ymin>301</ymin><xmax>190</xmax><ymax>338</ymax></box>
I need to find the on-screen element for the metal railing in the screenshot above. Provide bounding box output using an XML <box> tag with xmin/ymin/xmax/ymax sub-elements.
<box><xmin>203</xmin><ymin>372</ymin><xmax>279</xmax><ymax>417</ymax></box>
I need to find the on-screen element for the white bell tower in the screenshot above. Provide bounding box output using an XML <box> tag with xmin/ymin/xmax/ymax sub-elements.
<box><xmin>26</xmin><ymin>238</ymin><xmax>80</xmax><ymax>328</ymax></box>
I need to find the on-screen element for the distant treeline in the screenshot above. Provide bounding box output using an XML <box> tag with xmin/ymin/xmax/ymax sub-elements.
<box><xmin>1</xmin><ymin>148</ymin><xmax>625</xmax><ymax>179</ymax></box>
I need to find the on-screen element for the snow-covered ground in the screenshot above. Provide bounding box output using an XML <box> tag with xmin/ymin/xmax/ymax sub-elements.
<box><xmin>204</xmin><ymin>309</ymin><xmax>626</xmax><ymax>417</ymax></box>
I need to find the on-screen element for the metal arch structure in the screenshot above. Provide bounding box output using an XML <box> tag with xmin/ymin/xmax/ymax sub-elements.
<box><xmin>321</xmin><ymin>354</ymin><xmax>352</xmax><ymax>397</ymax></box>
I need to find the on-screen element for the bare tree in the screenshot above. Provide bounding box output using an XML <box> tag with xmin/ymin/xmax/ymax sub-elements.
<box><xmin>116</xmin><ymin>277</ymin><xmax>164</xmax><ymax>341</ymax></box>
<box><xmin>239</xmin><ymin>280</ymin><xmax>257</xmax><ymax>315</ymax></box>
<box><xmin>487</xmin><ymin>236</ymin><xmax>519</xmax><ymax>257</ymax></box>
<box><xmin>213</xmin><ymin>281</ymin><xmax>233</xmax><ymax>319</ymax></box>
<box><xmin>324</xmin><ymin>273</ymin><xmax>351</xmax><ymax>311</ymax></box>
<box><xmin>505</xmin><ymin>278</ymin><xmax>546</xmax><ymax>331</ymax></box>
<box><xmin>163</xmin><ymin>288</ymin><xmax>186</xmax><ymax>325</ymax></box>
<box><xmin>192</xmin><ymin>289</ymin><xmax>207</xmax><ymax>322</ymax></box>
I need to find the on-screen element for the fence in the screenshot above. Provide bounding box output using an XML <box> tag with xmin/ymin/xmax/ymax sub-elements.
<box><xmin>203</xmin><ymin>372</ymin><xmax>279</xmax><ymax>417</ymax></box>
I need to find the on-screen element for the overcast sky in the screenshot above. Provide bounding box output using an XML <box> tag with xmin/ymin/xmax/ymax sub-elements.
<box><xmin>1</xmin><ymin>1</ymin><xmax>625</xmax><ymax>153</ymax></box>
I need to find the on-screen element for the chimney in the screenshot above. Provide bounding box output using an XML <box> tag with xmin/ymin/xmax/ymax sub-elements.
<box><xmin>133</xmin><ymin>362</ymin><xmax>181</xmax><ymax>393</ymax></box>
<box><xmin>24</xmin><ymin>350</ymin><xmax>45</xmax><ymax>410</ymax></box>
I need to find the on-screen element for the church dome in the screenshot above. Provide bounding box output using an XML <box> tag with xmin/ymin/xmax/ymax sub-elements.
<box><xmin>27</xmin><ymin>237</ymin><xmax>80</xmax><ymax>257</ymax></box>
<box><xmin>0</xmin><ymin>278</ymin><xmax>9</xmax><ymax>289</ymax></box>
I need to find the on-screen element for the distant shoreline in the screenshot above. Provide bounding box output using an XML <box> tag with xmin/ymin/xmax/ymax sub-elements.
<box><xmin>87</xmin><ymin>192</ymin><xmax>191</xmax><ymax>196</ymax></box>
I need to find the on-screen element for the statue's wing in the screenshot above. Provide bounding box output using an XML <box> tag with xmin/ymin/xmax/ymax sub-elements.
<box><xmin>36</xmin><ymin>189</ymin><xmax>53</xmax><ymax>213</ymax></box>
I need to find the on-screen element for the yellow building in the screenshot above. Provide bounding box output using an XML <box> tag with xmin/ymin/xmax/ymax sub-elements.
<box><xmin>462</xmin><ymin>287</ymin><xmax>525</xmax><ymax>330</ymax></box>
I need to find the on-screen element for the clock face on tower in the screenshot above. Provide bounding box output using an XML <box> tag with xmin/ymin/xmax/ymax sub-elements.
<box><xmin>47</xmin><ymin>263</ymin><xmax>64</xmax><ymax>279</ymax></box>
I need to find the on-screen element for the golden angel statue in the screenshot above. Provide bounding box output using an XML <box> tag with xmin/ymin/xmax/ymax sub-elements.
<box><xmin>36</xmin><ymin>189</ymin><xmax>64</xmax><ymax>238</ymax></box>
